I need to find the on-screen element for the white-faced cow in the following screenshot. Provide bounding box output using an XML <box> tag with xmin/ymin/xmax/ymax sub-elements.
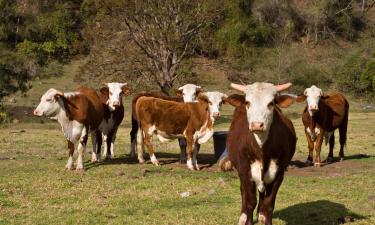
<box><xmin>34</xmin><ymin>87</ymin><xmax>104</xmax><ymax>170</ymax></box>
<box><xmin>135</xmin><ymin>93</ymin><xmax>220</xmax><ymax>170</ymax></box>
<box><xmin>221</xmin><ymin>82</ymin><xmax>296</xmax><ymax>225</ymax></box>
<box><xmin>129</xmin><ymin>84</ymin><xmax>202</xmax><ymax>160</ymax></box>
<box><xmin>91</xmin><ymin>82</ymin><xmax>129</xmax><ymax>162</ymax></box>
<box><xmin>296</xmin><ymin>85</ymin><xmax>349</xmax><ymax>167</ymax></box>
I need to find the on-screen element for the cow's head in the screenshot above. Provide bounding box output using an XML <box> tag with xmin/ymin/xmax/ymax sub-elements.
<box><xmin>101</xmin><ymin>82</ymin><xmax>129</xmax><ymax>111</ymax></box>
<box><xmin>33</xmin><ymin>88</ymin><xmax>64</xmax><ymax>118</ymax></box>
<box><xmin>230</xmin><ymin>82</ymin><xmax>294</xmax><ymax>133</ymax></box>
<box><xmin>175</xmin><ymin>84</ymin><xmax>202</xmax><ymax>102</ymax></box>
<box><xmin>202</xmin><ymin>91</ymin><xmax>228</xmax><ymax>120</ymax></box>
<box><xmin>296</xmin><ymin>85</ymin><xmax>327</xmax><ymax>115</ymax></box>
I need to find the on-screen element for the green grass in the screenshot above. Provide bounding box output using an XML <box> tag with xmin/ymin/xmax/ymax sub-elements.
<box><xmin>0</xmin><ymin>106</ymin><xmax>375</xmax><ymax>224</ymax></box>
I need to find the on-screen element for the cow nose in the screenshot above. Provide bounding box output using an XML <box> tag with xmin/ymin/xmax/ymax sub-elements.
<box><xmin>113</xmin><ymin>101</ymin><xmax>120</xmax><ymax>107</ymax></box>
<box><xmin>33</xmin><ymin>110</ymin><xmax>41</xmax><ymax>116</ymax></box>
<box><xmin>309</xmin><ymin>105</ymin><xmax>318</xmax><ymax>111</ymax></box>
<box><xmin>251</xmin><ymin>122</ymin><xmax>264</xmax><ymax>131</ymax></box>
<box><xmin>213</xmin><ymin>112</ymin><xmax>220</xmax><ymax>118</ymax></box>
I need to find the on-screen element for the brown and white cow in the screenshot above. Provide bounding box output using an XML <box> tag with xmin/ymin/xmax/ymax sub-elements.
<box><xmin>222</xmin><ymin>82</ymin><xmax>296</xmax><ymax>225</ymax></box>
<box><xmin>135</xmin><ymin>94</ymin><xmax>216</xmax><ymax>170</ymax></box>
<box><xmin>130</xmin><ymin>84</ymin><xmax>203</xmax><ymax>159</ymax></box>
<box><xmin>296</xmin><ymin>85</ymin><xmax>349</xmax><ymax>167</ymax></box>
<box><xmin>33</xmin><ymin>87</ymin><xmax>104</xmax><ymax>170</ymax></box>
<box><xmin>91</xmin><ymin>82</ymin><xmax>129</xmax><ymax>162</ymax></box>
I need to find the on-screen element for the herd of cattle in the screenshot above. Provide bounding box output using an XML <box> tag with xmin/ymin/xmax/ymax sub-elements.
<box><xmin>33</xmin><ymin>81</ymin><xmax>349</xmax><ymax>225</ymax></box>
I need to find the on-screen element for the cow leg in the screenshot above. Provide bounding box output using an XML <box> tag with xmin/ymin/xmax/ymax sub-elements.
<box><xmin>130</xmin><ymin>116</ymin><xmax>138</xmax><ymax>157</ymax></box>
<box><xmin>314</xmin><ymin>130</ymin><xmax>324</xmax><ymax>167</ymax></box>
<box><xmin>258</xmin><ymin>174</ymin><xmax>284</xmax><ymax>225</ymax></box>
<box><xmin>178</xmin><ymin>138</ymin><xmax>187</xmax><ymax>164</ymax></box>
<box><xmin>238</xmin><ymin>171</ymin><xmax>257</xmax><ymax>225</ymax></box>
<box><xmin>136</xmin><ymin>128</ymin><xmax>146</xmax><ymax>163</ymax></box>
<box><xmin>105</xmin><ymin>130</ymin><xmax>114</xmax><ymax>160</ymax></box>
<box><xmin>109</xmin><ymin>128</ymin><xmax>118</xmax><ymax>158</ymax></box>
<box><xmin>338</xmin><ymin>119</ymin><xmax>348</xmax><ymax>161</ymax></box>
<box><xmin>326</xmin><ymin>133</ymin><xmax>335</xmax><ymax>163</ymax></box>
<box><xmin>192</xmin><ymin>140</ymin><xmax>200</xmax><ymax>170</ymax></box>
<box><xmin>143</xmin><ymin>131</ymin><xmax>159</xmax><ymax>166</ymax></box>
<box><xmin>91</xmin><ymin>130</ymin><xmax>102</xmax><ymax>162</ymax></box>
<box><xmin>65</xmin><ymin>140</ymin><xmax>74</xmax><ymax>170</ymax></box>
<box><xmin>76</xmin><ymin>127</ymin><xmax>88</xmax><ymax>170</ymax></box>
<box><xmin>102</xmin><ymin>134</ymin><xmax>108</xmax><ymax>159</ymax></box>
<box><xmin>304</xmin><ymin>130</ymin><xmax>314</xmax><ymax>165</ymax></box>
<box><xmin>186</xmin><ymin>135</ymin><xmax>195</xmax><ymax>170</ymax></box>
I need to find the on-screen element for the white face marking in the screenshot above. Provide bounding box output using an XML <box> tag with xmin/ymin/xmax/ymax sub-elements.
<box><xmin>264</xmin><ymin>159</ymin><xmax>278</xmax><ymax>184</ymax></box>
<box><xmin>239</xmin><ymin>213</ymin><xmax>247</xmax><ymax>225</ymax></box>
<box><xmin>178</xmin><ymin>84</ymin><xmax>201</xmax><ymax>102</ymax></box>
<box><xmin>250</xmin><ymin>160</ymin><xmax>265</xmax><ymax>193</ymax></box>
<box><xmin>304</xmin><ymin>85</ymin><xmax>322</xmax><ymax>115</ymax></box>
<box><xmin>203</xmin><ymin>91</ymin><xmax>227</xmax><ymax>122</ymax></box>
<box><xmin>34</xmin><ymin>88</ymin><xmax>62</xmax><ymax>117</ymax></box>
<box><xmin>241</xmin><ymin>83</ymin><xmax>278</xmax><ymax>147</ymax></box>
<box><xmin>106</xmin><ymin>82</ymin><xmax>127</xmax><ymax>111</ymax></box>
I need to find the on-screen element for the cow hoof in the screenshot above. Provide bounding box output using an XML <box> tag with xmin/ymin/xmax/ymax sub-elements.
<box><xmin>76</xmin><ymin>164</ymin><xmax>84</xmax><ymax>171</ymax></box>
<box><xmin>314</xmin><ymin>162</ymin><xmax>321</xmax><ymax>167</ymax></box>
<box><xmin>188</xmin><ymin>166</ymin><xmax>195</xmax><ymax>171</ymax></box>
<box><xmin>258</xmin><ymin>213</ymin><xmax>266</xmax><ymax>224</ymax></box>
<box><xmin>138</xmin><ymin>158</ymin><xmax>146</xmax><ymax>164</ymax></box>
<box><xmin>152</xmin><ymin>161</ymin><xmax>160</xmax><ymax>166</ymax></box>
<box><xmin>326</xmin><ymin>157</ymin><xmax>334</xmax><ymax>164</ymax></box>
<box><xmin>65</xmin><ymin>164</ymin><xmax>73</xmax><ymax>170</ymax></box>
<box><xmin>195</xmin><ymin>165</ymin><xmax>200</xmax><ymax>171</ymax></box>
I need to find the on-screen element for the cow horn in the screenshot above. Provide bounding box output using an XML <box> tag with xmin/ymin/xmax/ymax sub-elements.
<box><xmin>276</xmin><ymin>83</ymin><xmax>292</xmax><ymax>92</ymax></box>
<box><xmin>230</xmin><ymin>83</ymin><xmax>246</xmax><ymax>92</ymax></box>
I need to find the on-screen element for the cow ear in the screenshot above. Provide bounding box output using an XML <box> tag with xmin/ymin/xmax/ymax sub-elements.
<box><xmin>275</xmin><ymin>95</ymin><xmax>295</xmax><ymax>108</ymax></box>
<box><xmin>54</xmin><ymin>92</ymin><xmax>64</xmax><ymax>101</ymax></box>
<box><xmin>197</xmin><ymin>92</ymin><xmax>209</xmax><ymax>103</ymax></box>
<box><xmin>296</xmin><ymin>95</ymin><xmax>307</xmax><ymax>103</ymax></box>
<box><xmin>321</xmin><ymin>93</ymin><xmax>329</xmax><ymax>99</ymax></box>
<box><xmin>100</xmin><ymin>87</ymin><xmax>109</xmax><ymax>95</ymax></box>
<box><xmin>224</xmin><ymin>94</ymin><xmax>245</xmax><ymax>107</ymax></box>
<box><xmin>175</xmin><ymin>89</ymin><xmax>183</xmax><ymax>97</ymax></box>
<box><xmin>196</xmin><ymin>87</ymin><xmax>203</xmax><ymax>96</ymax></box>
<box><xmin>122</xmin><ymin>84</ymin><xmax>130</xmax><ymax>96</ymax></box>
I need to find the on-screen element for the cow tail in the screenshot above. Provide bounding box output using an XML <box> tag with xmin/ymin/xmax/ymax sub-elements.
<box><xmin>218</xmin><ymin>149</ymin><xmax>232</xmax><ymax>171</ymax></box>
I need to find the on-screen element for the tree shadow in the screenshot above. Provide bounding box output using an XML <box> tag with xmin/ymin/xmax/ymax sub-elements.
<box><xmin>274</xmin><ymin>200</ymin><xmax>366</xmax><ymax>225</ymax></box>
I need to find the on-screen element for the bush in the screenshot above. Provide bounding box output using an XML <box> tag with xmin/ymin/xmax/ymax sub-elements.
<box><xmin>0</xmin><ymin>111</ymin><xmax>10</xmax><ymax>124</ymax></box>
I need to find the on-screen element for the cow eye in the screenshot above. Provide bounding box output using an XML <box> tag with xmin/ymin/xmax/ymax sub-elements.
<box><xmin>245</xmin><ymin>101</ymin><xmax>251</xmax><ymax>108</ymax></box>
<box><xmin>46</xmin><ymin>98</ymin><xmax>52</xmax><ymax>102</ymax></box>
<box><xmin>109</xmin><ymin>92</ymin><xmax>112</xmax><ymax>96</ymax></box>
<box><xmin>268</xmin><ymin>101</ymin><xmax>274</xmax><ymax>108</ymax></box>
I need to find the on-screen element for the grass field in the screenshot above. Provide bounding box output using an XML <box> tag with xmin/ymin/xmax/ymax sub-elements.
<box><xmin>0</xmin><ymin>95</ymin><xmax>375</xmax><ymax>225</ymax></box>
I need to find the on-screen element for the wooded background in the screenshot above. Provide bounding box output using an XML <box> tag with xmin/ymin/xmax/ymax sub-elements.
<box><xmin>1</xmin><ymin>0</ymin><xmax>375</xmax><ymax>98</ymax></box>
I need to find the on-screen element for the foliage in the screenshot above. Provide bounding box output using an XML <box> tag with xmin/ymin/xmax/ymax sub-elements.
<box><xmin>334</xmin><ymin>51</ymin><xmax>375</xmax><ymax>96</ymax></box>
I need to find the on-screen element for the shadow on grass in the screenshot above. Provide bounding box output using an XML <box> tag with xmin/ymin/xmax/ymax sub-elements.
<box><xmin>274</xmin><ymin>200</ymin><xmax>366</xmax><ymax>225</ymax></box>
<box><xmin>289</xmin><ymin>153</ymin><xmax>373</xmax><ymax>168</ymax></box>
<box><xmin>84</xmin><ymin>152</ymin><xmax>217</xmax><ymax>171</ymax></box>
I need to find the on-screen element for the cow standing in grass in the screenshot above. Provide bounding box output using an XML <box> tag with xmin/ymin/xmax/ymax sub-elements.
<box><xmin>130</xmin><ymin>84</ymin><xmax>202</xmax><ymax>161</ymax></box>
<box><xmin>135</xmin><ymin>93</ymin><xmax>225</xmax><ymax>170</ymax></box>
<box><xmin>297</xmin><ymin>85</ymin><xmax>349</xmax><ymax>167</ymax></box>
<box><xmin>91</xmin><ymin>82</ymin><xmax>129</xmax><ymax>162</ymax></box>
<box><xmin>33</xmin><ymin>87</ymin><xmax>104</xmax><ymax>170</ymax></box>
<box><xmin>222</xmin><ymin>82</ymin><xmax>296</xmax><ymax>225</ymax></box>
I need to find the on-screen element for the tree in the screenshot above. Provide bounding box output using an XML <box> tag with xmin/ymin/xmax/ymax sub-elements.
<box><xmin>122</xmin><ymin>0</ymin><xmax>215</xmax><ymax>95</ymax></box>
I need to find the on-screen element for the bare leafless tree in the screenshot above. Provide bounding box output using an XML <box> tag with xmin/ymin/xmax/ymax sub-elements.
<box><xmin>122</xmin><ymin>0</ymin><xmax>215</xmax><ymax>95</ymax></box>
